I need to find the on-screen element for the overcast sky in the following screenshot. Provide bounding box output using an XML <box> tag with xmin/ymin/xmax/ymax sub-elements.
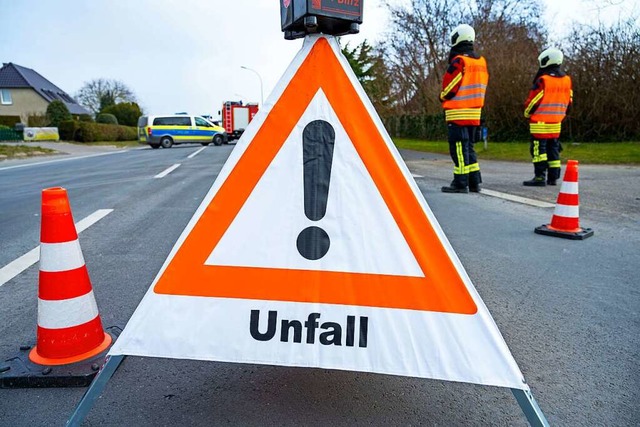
<box><xmin>0</xmin><ymin>0</ymin><xmax>635</xmax><ymax>118</ymax></box>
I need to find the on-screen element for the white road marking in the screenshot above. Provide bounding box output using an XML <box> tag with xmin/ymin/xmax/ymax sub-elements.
<box><xmin>154</xmin><ymin>163</ymin><xmax>181</xmax><ymax>179</ymax></box>
<box><xmin>411</xmin><ymin>173</ymin><xmax>424</xmax><ymax>178</ymax></box>
<box><xmin>0</xmin><ymin>150</ymin><xmax>129</xmax><ymax>172</ymax></box>
<box><xmin>187</xmin><ymin>147</ymin><xmax>207</xmax><ymax>159</ymax></box>
<box><xmin>0</xmin><ymin>209</ymin><xmax>113</xmax><ymax>288</ymax></box>
<box><xmin>481</xmin><ymin>189</ymin><xmax>555</xmax><ymax>208</ymax></box>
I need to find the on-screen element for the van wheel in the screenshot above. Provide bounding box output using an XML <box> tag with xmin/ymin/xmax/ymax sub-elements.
<box><xmin>160</xmin><ymin>137</ymin><xmax>173</xmax><ymax>148</ymax></box>
<box><xmin>150</xmin><ymin>143</ymin><xmax>160</xmax><ymax>149</ymax></box>
<box><xmin>213</xmin><ymin>135</ymin><xmax>223</xmax><ymax>146</ymax></box>
<box><xmin>201</xmin><ymin>142</ymin><xmax>210</xmax><ymax>146</ymax></box>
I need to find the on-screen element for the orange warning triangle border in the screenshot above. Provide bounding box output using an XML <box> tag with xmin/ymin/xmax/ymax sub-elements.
<box><xmin>154</xmin><ymin>37</ymin><xmax>477</xmax><ymax>315</ymax></box>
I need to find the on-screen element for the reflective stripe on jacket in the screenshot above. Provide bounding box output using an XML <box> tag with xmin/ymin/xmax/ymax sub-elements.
<box><xmin>526</xmin><ymin>75</ymin><xmax>572</xmax><ymax>138</ymax></box>
<box><xmin>442</xmin><ymin>56</ymin><xmax>489</xmax><ymax>125</ymax></box>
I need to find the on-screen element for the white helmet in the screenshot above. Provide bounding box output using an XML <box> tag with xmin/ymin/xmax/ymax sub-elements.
<box><xmin>450</xmin><ymin>24</ymin><xmax>475</xmax><ymax>47</ymax></box>
<box><xmin>538</xmin><ymin>47</ymin><xmax>564</xmax><ymax>68</ymax></box>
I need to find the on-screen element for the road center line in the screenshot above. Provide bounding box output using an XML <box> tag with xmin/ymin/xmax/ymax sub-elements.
<box><xmin>187</xmin><ymin>147</ymin><xmax>207</xmax><ymax>159</ymax></box>
<box><xmin>0</xmin><ymin>209</ymin><xmax>113</xmax><ymax>288</ymax></box>
<box><xmin>154</xmin><ymin>163</ymin><xmax>181</xmax><ymax>179</ymax></box>
<box><xmin>481</xmin><ymin>189</ymin><xmax>555</xmax><ymax>208</ymax></box>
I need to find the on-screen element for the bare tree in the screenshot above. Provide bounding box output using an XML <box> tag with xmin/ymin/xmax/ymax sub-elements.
<box><xmin>75</xmin><ymin>78</ymin><xmax>137</xmax><ymax>115</ymax></box>
<box><xmin>381</xmin><ymin>0</ymin><xmax>464</xmax><ymax>115</ymax></box>
<box><xmin>562</xmin><ymin>18</ymin><xmax>640</xmax><ymax>140</ymax></box>
<box><xmin>380</xmin><ymin>0</ymin><xmax>547</xmax><ymax>140</ymax></box>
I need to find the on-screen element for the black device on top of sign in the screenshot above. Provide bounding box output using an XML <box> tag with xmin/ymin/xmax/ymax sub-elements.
<box><xmin>281</xmin><ymin>0</ymin><xmax>363</xmax><ymax>40</ymax></box>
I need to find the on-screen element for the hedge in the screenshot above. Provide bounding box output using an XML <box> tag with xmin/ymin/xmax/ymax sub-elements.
<box><xmin>0</xmin><ymin>115</ymin><xmax>22</xmax><ymax>128</ymax></box>
<box><xmin>383</xmin><ymin>114</ymin><xmax>448</xmax><ymax>141</ymax></box>
<box><xmin>96</xmin><ymin>113</ymin><xmax>118</xmax><ymax>125</ymax></box>
<box><xmin>59</xmin><ymin>120</ymin><xmax>137</xmax><ymax>142</ymax></box>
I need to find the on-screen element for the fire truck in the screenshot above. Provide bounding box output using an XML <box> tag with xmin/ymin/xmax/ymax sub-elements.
<box><xmin>220</xmin><ymin>101</ymin><xmax>259</xmax><ymax>141</ymax></box>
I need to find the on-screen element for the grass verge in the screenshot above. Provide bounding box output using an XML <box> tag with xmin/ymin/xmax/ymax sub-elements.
<box><xmin>394</xmin><ymin>139</ymin><xmax>640</xmax><ymax>165</ymax></box>
<box><xmin>0</xmin><ymin>144</ymin><xmax>56</xmax><ymax>159</ymax></box>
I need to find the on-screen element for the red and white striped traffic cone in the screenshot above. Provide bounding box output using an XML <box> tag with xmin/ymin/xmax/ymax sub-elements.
<box><xmin>29</xmin><ymin>187</ymin><xmax>112</xmax><ymax>366</ymax></box>
<box><xmin>534</xmin><ymin>160</ymin><xmax>594</xmax><ymax>240</ymax></box>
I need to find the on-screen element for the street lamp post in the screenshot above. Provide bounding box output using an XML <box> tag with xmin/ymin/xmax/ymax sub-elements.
<box><xmin>240</xmin><ymin>65</ymin><xmax>264</xmax><ymax>106</ymax></box>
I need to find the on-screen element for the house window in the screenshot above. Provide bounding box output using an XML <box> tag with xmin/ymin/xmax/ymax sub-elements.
<box><xmin>0</xmin><ymin>89</ymin><xmax>12</xmax><ymax>105</ymax></box>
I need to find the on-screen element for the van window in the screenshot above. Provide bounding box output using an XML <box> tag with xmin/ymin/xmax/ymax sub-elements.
<box><xmin>195</xmin><ymin>117</ymin><xmax>211</xmax><ymax>127</ymax></box>
<box><xmin>174</xmin><ymin>116</ymin><xmax>192</xmax><ymax>126</ymax></box>
<box><xmin>153</xmin><ymin>116</ymin><xmax>192</xmax><ymax>126</ymax></box>
<box><xmin>137</xmin><ymin>116</ymin><xmax>148</xmax><ymax>127</ymax></box>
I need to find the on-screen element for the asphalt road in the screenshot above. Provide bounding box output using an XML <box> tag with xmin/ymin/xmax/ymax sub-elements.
<box><xmin>0</xmin><ymin>143</ymin><xmax>638</xmax><ymax>426</ymax></box>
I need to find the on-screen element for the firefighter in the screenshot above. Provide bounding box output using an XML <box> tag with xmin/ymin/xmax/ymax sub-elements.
<box><xmin>523</xmin><ymin>47</ymin><xmax>573</xmax><ymax>186</ymax></box>
<box><xmin>440</xmin><ymin>24</ymin><xmax>489</xmax><ymax>193</ymax></box>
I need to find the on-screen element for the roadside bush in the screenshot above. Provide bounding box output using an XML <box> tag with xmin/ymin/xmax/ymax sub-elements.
<box><xmin>28</xmin><ymin>112</ymin><xmax>50</xmax><ymax>127</ymax></box>
<box><xmin>0</xmin><ymin>115</ymin><xmax>22</xmax><ymax>127</ymax></box>
<box><xmin>96</xmin><ymin>113</ymin><xmax>118</xmax><ymax>125</ymax></box>
<box><xmin>383</xmin><ymin>114</ymin><xmax>448</xmax><ymax>141</ymax></box>
<box><xmin>78</xmin><ymin>114</ymin><xmax>94</xmax><ymax>122</ymax></box>
<box><xmin>46</xmin><ymin>100</ymin><xmax>72</xmax><ymax>127</ymax></box>
<box><xmin>102</xmin><ymin>102</ymin><xmax>142</xmax><ymax>127</ymax></box>
<box><xmin>75</xmin><ymin>121</ymin><xmax>136</xmax><ymax>142</ymax></box>
<box><xmin>59</xmin><ymin>120</ymin><xmax>80</xmax><ymax>141</ymax></box>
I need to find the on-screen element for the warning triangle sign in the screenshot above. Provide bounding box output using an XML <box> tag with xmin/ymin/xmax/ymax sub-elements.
<box><xmin>111</xmin><ymin>35</ymin><xmax>527</xmax><ymax>391</ymax></box>
<box><xmin>153</xmin><ymin>36</ymin><xmax>474</xmax><ymax>314</ymax></box>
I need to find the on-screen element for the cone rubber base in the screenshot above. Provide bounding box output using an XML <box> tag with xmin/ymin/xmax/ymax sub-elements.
<box><xmin>534</xmin><ymin>224</ymin><xmax>594</xmax><ymax>240</ymax></box>
<box><xmin>29</xmin><ymin>332</ymin><xmax>112</xmax><ymax>366</ymax></box>
<box><xmin>0</xmin><ymin>327</ymin><xmax>120</xmax><ymax>388</ymax></box>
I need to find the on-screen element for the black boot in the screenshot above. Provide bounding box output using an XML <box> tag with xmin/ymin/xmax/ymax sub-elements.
<box><xmin>469</xmin><ymin>171</ymin><xmax>482</xmax><ymax>193</ymax></box>
<box><xmin>523</xmin><ymin>176</ymin><xmax>546</xmax><ymax>187</ymax></box>
<box><xmin>441</xmin><ymin>180</ymin><xmax>469</xmax><ymax>193</ymax></box>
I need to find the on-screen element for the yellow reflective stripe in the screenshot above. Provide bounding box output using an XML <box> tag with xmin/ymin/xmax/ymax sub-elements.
<box><xmin>454</xmin><ymin>141</ymin><xmax>465</xmax><ymax>175</ymax></box>
<box><xmin>530</xmin><ymin>122</ymin><xmax>562</xmax><ymax>134</ymax></box>
<box><xmin>540</xmin><ymin>153</ymin><xmax>548</xmax><ymax>161</ymax></box>
<box><xmin>151</xmin><ymin>125</ymin><xmax>192</xmax><ymax>130</ymax></box>
<box><xmin>548</xmin><ymin>160</ymin><xmax>561</xmax><ymax>168</ymax></box>
<box><xmin>171</xmin><ymin>135</ymin><xmax>208</xmax><ymax>141</ymax></box>
<box><xmin>524</xmin><ymin>90</ymin><xmax>544</xmax><ymax>118</ymax></box>
<box><xmin>445</xmin><ymin>108</ymin><xmax>482</xmax><ymax>121</ymax></box>
<box><xmin>440</xmin><ymin>73</ymin><xmax>463</xmax><ymax>100</ymax></box>
<box><xmin>468</xmin><ymin>163</ymin><xmax>480</xmax><ymax>172</ymax></box>
<box><xmin>532</xmin><ymin>140</ymin><xmax>541</xmax><ymax>163</ymax></box>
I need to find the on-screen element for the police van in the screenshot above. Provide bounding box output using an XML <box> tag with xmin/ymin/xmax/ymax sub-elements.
<box><xmin>137</xmin><ymin>114</ymin><xmax>227</xmax><ymax>149</ymax></box>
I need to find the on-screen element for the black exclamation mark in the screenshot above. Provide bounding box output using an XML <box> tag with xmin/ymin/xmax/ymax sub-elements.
<box><xmin>296</xmin><ymin>120</ymin><xmax>335</xmax><ymax>260</ymax></box>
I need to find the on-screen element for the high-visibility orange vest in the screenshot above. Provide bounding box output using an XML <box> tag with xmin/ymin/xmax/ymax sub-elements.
<box><xmin>442</xmin><ymin>56</ymin><xmax>489</xmax><ymax>125</ymax></box>
<box><xmin>530</xmin><ymin>75</ymin><xmax>572</xmax><ymax>138</ymax></box>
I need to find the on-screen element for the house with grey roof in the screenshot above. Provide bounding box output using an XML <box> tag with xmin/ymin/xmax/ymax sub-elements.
<box><xmin>0</xmin><ymin>62</ymin><xmax>90</xmax><ymax>125</ymax></box>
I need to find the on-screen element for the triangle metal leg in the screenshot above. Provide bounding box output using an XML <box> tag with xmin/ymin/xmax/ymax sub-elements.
<box><xmin>511</xmin><ymin>388</ymin><xmax>550</xmax><ymax>427</ymax></box>
<box><xmin>66</xmin><ymin>355</ymin><xmax>125</xmax><ymax>427</ymax></box>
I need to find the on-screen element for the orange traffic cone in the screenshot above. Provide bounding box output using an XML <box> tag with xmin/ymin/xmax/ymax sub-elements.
<box><xmin>1</xmin><ymin>188</ymin><xmax>116</xmax><ymax>388</ymax></box>
<box><xmin>535</xmin><ymin>160</ymin><xmax>594</xmax><ymax>240</ymax></box>
<box><xmin>28</xmin><ymin>187</ymin><xmax>112</xmax><ymax>365</ymax></box>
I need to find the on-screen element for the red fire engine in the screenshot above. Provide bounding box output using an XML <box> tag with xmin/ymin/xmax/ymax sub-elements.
<box><xmin>220</xmin><ymin>101</ymin><xmax>259</xmax><ymax>141</ymax></box>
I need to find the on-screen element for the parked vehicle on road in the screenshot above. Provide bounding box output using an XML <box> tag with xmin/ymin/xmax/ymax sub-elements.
<box><xmin>137</xmin><ymin>115</ymin><xmax>227</xmax><ymax>149</ymax></box>
<box><xmin>220</xmin><ymin>101</ymin><xmax>259</xmax><ymax>141</ymax></box>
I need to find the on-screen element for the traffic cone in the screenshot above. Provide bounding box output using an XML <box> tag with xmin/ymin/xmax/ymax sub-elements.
<box><xmin>1</xmin><ymin>187</ymin><xmax>119</xmax><ymax>388</ymax></box>
<box><xmin>28</xmin><ymin>187</ymin><xmax>112</xmax><ymax>365</ymax></box>
<box><xmin>534</xmin><ymin>160</ymin><xmax>594</xmax><ymax>240</ymax></box>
